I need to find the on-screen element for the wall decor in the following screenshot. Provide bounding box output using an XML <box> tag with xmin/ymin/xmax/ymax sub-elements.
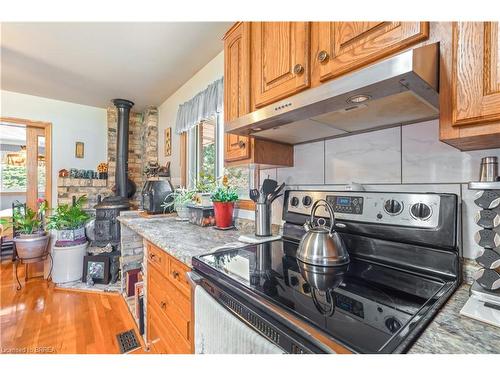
<box><xmin>164</xmin><ymin>128</ymin><xmax>172</xmax><ymax>157</ymax></box>
<box><xmin>82</xmin><ymin>255</ymin><xmax>110</xmax><ymax>284</ymax></box>
<box><xmin>75</xmin><ymin>142</ymin><xmax>85</xmax><ymax>158</ymax></box>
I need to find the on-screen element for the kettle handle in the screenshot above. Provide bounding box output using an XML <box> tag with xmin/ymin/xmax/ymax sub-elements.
<box><xmin>310</xmin><ymin>199</ymin><xmax>335</xmax><ymax>234</ymax></box>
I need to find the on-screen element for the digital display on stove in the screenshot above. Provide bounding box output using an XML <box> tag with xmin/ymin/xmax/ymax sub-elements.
<box><xmin>326</xmin><ymin>195</ymin><xmax>363</xmax><ymax>215</ymax></box>
<box><xmin>336</xmin><ymin>197</ymin><xmax>351</xmax><ymax>206</ymax></box>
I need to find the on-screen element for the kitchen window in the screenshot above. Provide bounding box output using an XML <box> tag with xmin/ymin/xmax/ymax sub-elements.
<box><xmin>187</xmin><ymin>114</ymin><xmax>251</xmax><ymax>200</ymax></box>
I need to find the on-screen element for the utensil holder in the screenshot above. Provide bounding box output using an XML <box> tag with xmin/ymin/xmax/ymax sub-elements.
<box><xmin>255</xmin><ymin>203</ymin><xmax>272</xmax><ymax>237</ymax></box>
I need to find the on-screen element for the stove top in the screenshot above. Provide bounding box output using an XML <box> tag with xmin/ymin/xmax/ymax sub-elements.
<box><xmin>192</xmin><ymin>190</ymin><xmax>460</xmax><ymax>353</ymax></box>
<box><xmin>194</xmin><ymin>239</ymin><xmax>453</xmax><ymax>353</ymax></box>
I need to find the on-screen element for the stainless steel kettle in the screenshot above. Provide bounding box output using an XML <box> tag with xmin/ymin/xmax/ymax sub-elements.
<box><xmin>297</xmin><ymin>199</ymin><xmax>349</xmax><ymax>267</ymax></box>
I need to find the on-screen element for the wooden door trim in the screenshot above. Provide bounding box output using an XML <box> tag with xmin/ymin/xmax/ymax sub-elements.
<box><xmin>0</xmin><ymin>117</ymin><xmax>52</xmax><ymax>208</ymax></box>
<box><xmin>180</xmin><ymin>132</ymin><xmax>187</xmax><ymax>187</ymax></box>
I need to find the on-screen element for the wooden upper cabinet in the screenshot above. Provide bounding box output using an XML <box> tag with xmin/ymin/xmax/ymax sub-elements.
<box><xmin>312</xmin><ymin>22</ymin><xmax>429</xmax><ymax>84</ymax></box>
<box><xmin>224</xmin><ymin>22</ymin><xmax>251</xmax><ymax>162</ymax></box>
<box><xmin>251</xmin><ymin>22</ymin><xmax>311</xmax><ymax>108</ymax></box>
<box><xmin>452</xmin><ymin>22</ymin><xmax>500</xmax><ymax>127</ymax></box>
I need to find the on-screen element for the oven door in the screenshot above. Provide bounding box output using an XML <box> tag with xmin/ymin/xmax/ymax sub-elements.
<box><xmin>187</xmin><ymin>271</ymin><xmax>331</xmax><ymax>354</ymax></box>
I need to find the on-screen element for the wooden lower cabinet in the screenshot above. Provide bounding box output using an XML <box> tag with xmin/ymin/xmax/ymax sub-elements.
<box><xmin>146</xmin><ymin>242</ymin><xmax>193</xmax><ymax>354</ymax></box>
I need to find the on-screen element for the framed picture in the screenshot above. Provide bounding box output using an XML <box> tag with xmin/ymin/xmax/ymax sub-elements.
<box><xmin>164</xmin><ymin>128</ymin><xmax>171</xmax><ymax>157</ymax></box>
<box><xmin>75</xmin><ymin>142</ymin><xmax>84</xmax><ymax>158</ymax></box>
<box><xmin>82</xmin><ymin>255</ymin><xmax>110</xmax><ymax>284</ymax></box>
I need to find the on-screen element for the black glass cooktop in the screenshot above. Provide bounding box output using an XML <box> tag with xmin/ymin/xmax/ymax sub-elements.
<box><xmin>194</xmin><ymin>240</ymin><xmax>450</xmax><ymax>353</ymax></box>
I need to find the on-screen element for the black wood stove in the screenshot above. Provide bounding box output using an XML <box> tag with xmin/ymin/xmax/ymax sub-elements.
<box><xmin>93</xmin><ymin>99</ymin><xmax>136</xmax><ymax>248</ymax></box>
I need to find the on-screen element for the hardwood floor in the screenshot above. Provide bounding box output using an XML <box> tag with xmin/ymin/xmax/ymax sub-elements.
<box><xmin>0</xmin><ymin>260</ymin><xmax>144</xmax><ymax>354</ymax></box>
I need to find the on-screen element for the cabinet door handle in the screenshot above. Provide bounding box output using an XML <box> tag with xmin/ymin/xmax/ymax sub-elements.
<box><xmin>238</xmin><ymin>140</ymin><xmax>246</xmax><ymax>149</ymax></box>
<box><xmin>318</xmin><ymin>50</ymin><xmax>329</xmax><ymax>63</ymax></box>
<box><xmin>160</xmin><ymin>301</ymin><xmax>167</xmax><ymax>309</ymax></box>
<box><xmin>149</xmin><ymin>253</ymin><xmax>156</xmax><ymax>259</ymax></box>
<box><xmin>172</xmin><ymin>270</ymin><xmax>180</xmax><ymax>279</ymax></box>
<box><xmin>293</xmin><ymin>64</ymin><xmax>304</xmax><ymax>75</ymax></box>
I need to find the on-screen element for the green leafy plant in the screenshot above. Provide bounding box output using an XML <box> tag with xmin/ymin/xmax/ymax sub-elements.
<box><xmin>210</xmin><ymin>175</ymin><xmax>239</xmax><ymax>203</ymax></box>
<box><xmin>194</xmin><ymin>172</ymin><xmax>216</xmax><ymax>193</ymax></box>
<box><xmin>1</xmin><ymin>199</ymin><xmax>48</xmax><ymax>235</ymax></box>
<box><xmin>162</xmin><ymin>188</ymin><xmax>196</xmax><ymax>211</ymax></box>
<box><xmin>46</xmin><ymin>195</ymin><xmax>90</xmax><ymax>230</ymax></box>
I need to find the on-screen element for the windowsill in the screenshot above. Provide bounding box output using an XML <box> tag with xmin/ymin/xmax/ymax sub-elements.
<box><xmin>236</xmin><ymin>199</ymin><xmax>255</xmax><ymax>211</ymax></box>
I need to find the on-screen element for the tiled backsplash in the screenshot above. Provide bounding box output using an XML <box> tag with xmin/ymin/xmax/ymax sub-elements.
<box><xmin>257</xmin><ymin>119</ymin><xmax>500</xmax><ymax>260</ymax></box>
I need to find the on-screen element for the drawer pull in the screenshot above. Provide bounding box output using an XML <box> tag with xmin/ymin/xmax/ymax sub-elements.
<box><xmin>172</xmin><ymin>270</ymin><xmax>180</xmax><ymax>279</ymax></box>
<box><xmin>149</xmin><ymin>253</ymin><xmax>160</xmax><ymax>261</ymax></box>
<box><xmin>160</xmin><ymin>301</ymin><xmax>167</xmax><ymax>309</ymax></box>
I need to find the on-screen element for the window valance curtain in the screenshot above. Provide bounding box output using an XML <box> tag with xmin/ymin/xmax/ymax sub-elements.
<box><xmin>175</xmin><ymin>77</ymin><xmax>223</xmax><ymax>134</ymax></box>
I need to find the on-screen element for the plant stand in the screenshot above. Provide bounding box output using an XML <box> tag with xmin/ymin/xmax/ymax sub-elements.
<box><xmin>15</xmin><ymin>253</ymin><xmax>53</xmax><ymax>290</ymax></box>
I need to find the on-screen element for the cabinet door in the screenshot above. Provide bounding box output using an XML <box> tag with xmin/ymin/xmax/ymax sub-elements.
<box><xmin>452</xmin><ymin>22</ymin><xmax>500</xmax><ymax>126</ymax></box>
<box><xmin>251</xmin><ymin>22</ymin><xmax>310</xmax><ymax>108</ymax></box>
<box><xmin>313</xmin><ymin>22</ymin><xmax>429</xmax><ymax>83</ymax></box>
<box><xmin>224</xmin><ymin>22</ymin><xmax>251</xmax><ymax>162</ymax></box>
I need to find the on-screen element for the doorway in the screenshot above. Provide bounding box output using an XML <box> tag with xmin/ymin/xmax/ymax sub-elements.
<box><xmin>0</xmin><ymin>118</ymin><xmax>52</xmax><ymax>217</ymax></box>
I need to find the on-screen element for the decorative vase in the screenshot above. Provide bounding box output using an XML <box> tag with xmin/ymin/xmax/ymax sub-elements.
<box><xmin>213</xmin><ymin>202</ymin><xmax>235</xmax><ymax>228</ymax></box>
<box><xmin>55</xmin><ymin>226</ymin><xmax>87</xmax><ymax>247</ymax></box>
<box><xmin>175</xmin><ymin>204</ymin><xmax>190</xmax><ymax>221</ymax></box>
<box><xmin>14</xmin><ymin>232</ymin><xmax>51</xmax><ymax>263</ymax></box>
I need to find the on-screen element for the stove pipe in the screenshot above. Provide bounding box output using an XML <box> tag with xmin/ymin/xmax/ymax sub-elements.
<box><xmin>112</xmin><ymin>99</ymin><xmax>134</xmax><ymax>199</ymax></box>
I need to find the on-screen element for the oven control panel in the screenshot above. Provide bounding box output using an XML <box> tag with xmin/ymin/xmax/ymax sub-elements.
<box><xmin>326</xmin><ymin>195</ymin><xmax>364</xmax><ymax>215</ymax></box>
<box><xmin>287</xmin><ymin>191</ymin><xmax>441</xmax><ymax>228</ymax></box>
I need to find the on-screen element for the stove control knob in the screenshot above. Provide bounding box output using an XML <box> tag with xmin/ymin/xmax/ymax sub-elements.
<box><xmin>302</xmin><ymin>196</ymin><xmax>313</xmax><ymax>207</ymax></box>
<box><xmin>290</xmin><ymin>197</ymin><xmax>300</xmax><ymax>207</ymax></box>
<box><xmin>384</xmin><ymin>199</ymin><xmax>403</xmax><ymax>215</ymax></box>
<box><xmin>410</xmin><ymin>203</ymin><xmax>432</xmax><ymax>220</ymax></box>
<box><xmin>290</xmin><ymin>276</ymin><xmax>299</xmax><ymax>286</ymax></box>
<box><xmin>385</xmin><ymin>317</ymin><xmax>402</xmax><ymax>333</ymax></box>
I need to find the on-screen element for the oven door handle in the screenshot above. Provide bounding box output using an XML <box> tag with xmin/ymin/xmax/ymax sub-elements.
<box><xmin>186</xmin><ymin>271</ymin><xmax>204</xmax><ymax>289</ymax></box>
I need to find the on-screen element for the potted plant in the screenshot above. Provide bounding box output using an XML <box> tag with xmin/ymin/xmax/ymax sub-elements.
<box><xmin>1</xmin><ymin>199</ymin><xmax>51</xmax><ymax>262</ymax></box>
<box><xmin>162</xmin><ymin>188</ymin><xmax>196</xmax><ymax>220</ymax></box>
<box><xmin>210</xmin><ymin>175</ymin><xmax>239</xmax><ymax>229</ymax></box>
<box><xmin>194</xmin><ymin>172</ymin><xmax>216</xmax><ymax>207</ymax></box>
<box><xmin>46</xmin><ymin>195</ymin><xmax>90</xmax><ymax>246</ymax></box>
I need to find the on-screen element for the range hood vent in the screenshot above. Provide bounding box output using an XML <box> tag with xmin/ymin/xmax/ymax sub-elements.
<box><xmin>225</xmin><ymin>43</ymin><xmax>440</xmax><ymax>145</ymax></box>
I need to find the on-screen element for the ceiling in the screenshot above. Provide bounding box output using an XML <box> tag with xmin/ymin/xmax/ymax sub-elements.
<box><xmin>1</xmin><ymin>22</ymin><xmax>232</xmax><ymax>110</ymax></box>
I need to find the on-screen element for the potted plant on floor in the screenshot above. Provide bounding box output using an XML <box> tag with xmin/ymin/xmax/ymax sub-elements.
<box><xmin>46</xmin><ymin>195</ymin><xmax>90</xmax><ymax>246</ymax></box>
<box><xmin>210</xmin><ymin>175</ymin><xmax>239</xmax><ymax>229</ymax></box>
<box><xmin>5</xmin><ymin>199</ymin><xmax>51</xmax><ymax>262</ymax></box>
<box><xmin>162</xmin><ymin>188</ymin><xmax>196</xmax><ymax>220</ymax></box>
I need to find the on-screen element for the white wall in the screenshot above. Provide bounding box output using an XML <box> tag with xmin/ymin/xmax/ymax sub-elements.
<box><xmin>0</xmin><ymin>90</ymin><xmax>107</xmax><ymax>206</ymax></box>
<box><xmin>158</xmin><ymin>51</ymin><xmax>224</xmax><ymax>187</ymax></box>
<box><xmin>263</xmin><ymin>119</ymin><xmax>500</xmax><ymax>260</ymax></box>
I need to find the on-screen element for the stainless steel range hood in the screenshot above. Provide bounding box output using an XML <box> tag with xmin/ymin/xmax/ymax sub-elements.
<box><xmin>225</xmin><ymin>43</ymin><xmax>440</xmax><ymax>145</ymax></box>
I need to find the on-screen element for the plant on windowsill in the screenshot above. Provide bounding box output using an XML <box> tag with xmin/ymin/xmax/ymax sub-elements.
<box><xmin>210</xmin><ymin>175</ymin><xmax>239</xmax><ymax>229</ymax></box>
<box><xmin>194</xmin><ymin>172</ymin><xmax>216</xmax><ymax>207</ymax></box>
<box><xmin>162</xmin><ymin>188</ymin><xmax>196</xmax><ymax>220</ymax></box>
<box><xmin>0</xmin><ymin>199</ymin><xmax>51</xmax><ymax>262</ymax></box>
<box><xmin>46</xmin><ymin>195</ymin><xmax>90</xmax><ymax>246</ymax></box>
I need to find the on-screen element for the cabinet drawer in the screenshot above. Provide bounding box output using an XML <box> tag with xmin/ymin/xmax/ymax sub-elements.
<box><xmin>167</xmin><ymin>256</ymin><xmax>192</xmax><ymax>298</ymax></box>
<box><xmin>149</xmin><ymin>266</ymin><xmax>192</xmax><ymax>341</ymax></box>
<box><xmin>147</xmin><ymin>314</ymin><xmax>171</xmax><ymax>354</ymax></box>
<box><xmin>149</xmin><ymin>303</ymin><xmax>191</xmax><ymax>354</ymax></box>
<box><xmin>147</xmin><ymin>243</ymin><xmax>167</xmax><ymax>274</ymax></box>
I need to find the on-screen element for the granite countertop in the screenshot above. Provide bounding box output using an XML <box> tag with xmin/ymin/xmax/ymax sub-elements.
<box><xmin>118</xmin><ymin>214</ymin><xmax>256</xmax><ymax>267</ymax></box>
<box><xmin>409</xmin><ymin>284</ymin><xmax>500</xmax><ymax>353</ymax></box>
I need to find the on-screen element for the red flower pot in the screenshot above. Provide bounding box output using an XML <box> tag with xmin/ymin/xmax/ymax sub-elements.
<box><xmin>213</xmin><ymin>201</ymin><xmax>235</xmax><ymax>228</ymax></box>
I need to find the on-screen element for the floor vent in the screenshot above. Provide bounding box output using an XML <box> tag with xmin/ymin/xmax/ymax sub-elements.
<box><xmin>116</xmin><ymin>329</ymin><xmax>140</xmax><ymax>354</ymax></box>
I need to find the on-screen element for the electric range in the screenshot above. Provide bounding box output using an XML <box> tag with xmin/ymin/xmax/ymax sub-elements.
<box><xmin>191</xmin><ymin>190</ymin><xmax>461</xmax><ymax>353</ymax></box>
